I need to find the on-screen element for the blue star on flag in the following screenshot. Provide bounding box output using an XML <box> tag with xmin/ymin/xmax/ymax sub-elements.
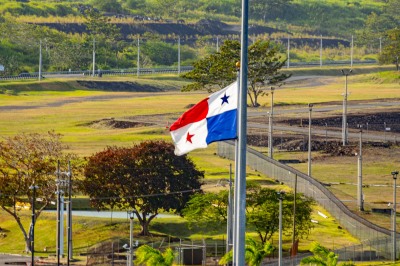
<box><xmin>221</xmin><ymin>93</ymin><xmax>230</xmax><ymax>105</ymax></box>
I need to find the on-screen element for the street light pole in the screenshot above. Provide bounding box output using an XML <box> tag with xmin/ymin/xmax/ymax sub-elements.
<box><xmin>278</xmin><ymin>191</ymin><xmax>285</xmax><ymax>266</ymax></box>
<box><xmin>29</xmin><ymin>183</ymin><xmax>38</xmax><ymax>266</ymax></box>
<box><xmin>341</xmin><ymin>69</ymin><xmax>352</xmax><ymax>146</ymax></box>
<box><xmin>308</xmin><ymin>104</ymin><xmax>313</xmax><ymax>177</ymax></box>
<box><xmin>358</xmin><ymin>127</ymin><xmax>364</xmax><ymax>211</ymax></box>
<box><xmin>268</xmin><ymin>87</ymin><xmax>274</xmax><ymax>159</ymax></box>
<box><xmin>392</xmin><ymin>171</ymin><xmax>399</xmax><ymax>262</ymax></box>
<box><xmin>227</xmin><ymin>164</ymin><xmax>233</xmax><ymax>254</ymax></box>
<box><xmin>127</xmin><ymin>211</ymin><xmax>135</xmax><ymax>266</ymax></box>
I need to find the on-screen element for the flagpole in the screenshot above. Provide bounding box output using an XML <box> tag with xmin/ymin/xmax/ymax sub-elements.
<box><xmin>234</xmin><ymin>0</ymin><xmax>249</xmax><ymax>264</ymax></box>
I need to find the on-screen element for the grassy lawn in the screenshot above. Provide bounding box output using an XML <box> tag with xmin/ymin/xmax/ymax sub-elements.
<box><xmin>0</xmin><ymin>68</ymin><xmax>399</xmax><ymax>263</ymax></box>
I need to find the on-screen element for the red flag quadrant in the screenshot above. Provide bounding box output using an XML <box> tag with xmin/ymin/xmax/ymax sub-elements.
<box><xmin>170</xmin><ymin>81</ymin><xmax>238</xmax><ymax>156</ymax></box>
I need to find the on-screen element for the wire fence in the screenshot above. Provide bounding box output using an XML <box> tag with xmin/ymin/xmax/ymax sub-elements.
<box><xmin>217</xmin><ymin>141</ymin><xmax>397</xmax><ymax>262</ymax></box>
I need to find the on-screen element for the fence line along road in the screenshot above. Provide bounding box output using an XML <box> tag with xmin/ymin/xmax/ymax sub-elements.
<box><xmin>217</xmin><ymin>141</ymin><xmax>397</xmax><ymax>261</ymax></box>
<box><xmin>0</xmin><ymin>60</ymin><xmax>380</xmax><ymax>81</ymax></box>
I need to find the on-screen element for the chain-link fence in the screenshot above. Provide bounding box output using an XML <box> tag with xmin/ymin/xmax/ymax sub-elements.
<box><xmin>218</xmin><ymin>141</ymin><xmax>396</xmax><ymax>262</ymax></box>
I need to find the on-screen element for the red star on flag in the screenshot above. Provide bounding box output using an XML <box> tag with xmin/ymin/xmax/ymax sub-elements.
<box><xmin>186</xmin><ymin>132</ymin><xmax>194</xmax><ymax>143</ymax></box>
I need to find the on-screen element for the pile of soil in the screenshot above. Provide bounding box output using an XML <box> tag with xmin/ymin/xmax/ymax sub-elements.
<box><xmin>77</xmin><ymin>81</ymin><xmax>166</xmax><ymax>92</ymax></box>
<box><xmin>84</xmin><ymin>118</ymin><xmax>153</xmax><ymax>129</ymax></box>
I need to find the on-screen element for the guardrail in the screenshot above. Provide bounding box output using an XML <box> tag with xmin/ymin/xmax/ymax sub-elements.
<box><xmin>0</xmin><ymin>60</ymin><xmax>380</xmax><ymax>81</ymax></box>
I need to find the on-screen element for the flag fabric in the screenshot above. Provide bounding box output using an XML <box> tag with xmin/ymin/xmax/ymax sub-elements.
<box><xmin>170</xmin><ymin>81</ymin><xmax>238</xmax><ymax>156</ymax></box>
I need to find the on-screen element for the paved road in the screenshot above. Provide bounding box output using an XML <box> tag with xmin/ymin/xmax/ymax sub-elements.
<box><xmin>0</xmin><ymin>253</ymin><xmax>32</xmax><ymax>265</ymax></box>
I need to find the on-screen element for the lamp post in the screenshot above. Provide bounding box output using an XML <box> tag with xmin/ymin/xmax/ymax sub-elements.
<box><xmin>127</xmin><ymin>210</ymin><xmax>135</xmax><ymax>266</ymax></box>
<box><xmin>268</xmin><ymin>87</ymin><xmax>275</xmax><ymax>159</ymax></box>
<box><xmin>29</xmin><ymin>183</ymin><xmax>39</xmax><ymax>266</ymax></box>
<box><xmin>278</xmin><ymin>191</ymin><xmax>285</xmax><ymax>266</ymax></box>
<box><xmin>341</xmin><ymin>69</ymin><xmax>352</xmax><ymax>146</ymax></box>
<box><xmin>308</xmin><ymin>104</ymin><xmax>313</xmax><ymax>177</ymax></box>
<box><xmin>392</xmin><ymin>171</ymin><xmax>399</xmax><ymax>262</ymax></box>
<box><xmin>358</xmin><ymin>127</ymin><xmax>364</xmax><ymax>211</ymax></box>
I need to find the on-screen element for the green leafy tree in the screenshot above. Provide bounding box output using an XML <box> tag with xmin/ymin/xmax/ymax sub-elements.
<box><xmin>219</xmin><ymin>238</ymin><xmax>274</xmax><ymax>266</ymax></box>
<box><xmin>0</xmin><ymin>132</ymin><xmax>77</xmax><ymax>253</ymax></box>
<box><xmin>182</xmin><ymin>190</ymin><xmax>229</xmax><ymax>231</ymax></box>
<box><xmin>300</xmin><ymin>242</ymin><xmax>355</xmax><ymax>266</ymax></box>
<box><xmin>80</xmin><ymin>140</ymin><xmax>204</xmax><ymax>236</ymax></box>
<box><xmin>247</xmin><ymin>186</ymin><xmax>314</xmax><ymax>245</ymax></box>
<box><xmin>182</xmin><ymin>40</ymin><xmax>289</xmax><ymax>107</ymax></box>
<box><xmin>379</xmin><ymin>28</ymin><xmax>400</xmax><ymax>71</ymax></box>
<box><xmin>182</xmin><ymin>184</ymin><xmax>313</xmax><ymax>245</ymax></box>
<box><xmin>135</xmin><ymin>245</ymin><xmax>175</xmax><ymax>266</ymax></box>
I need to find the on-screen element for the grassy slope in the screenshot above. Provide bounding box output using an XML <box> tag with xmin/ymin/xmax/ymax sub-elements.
<box><xmin>0</xmin><ymin>69</ymin><xmax>398</xmax><ymax>261</ymax></box>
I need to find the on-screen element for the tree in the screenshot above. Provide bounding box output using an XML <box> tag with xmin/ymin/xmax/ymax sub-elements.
<box><xmin>219</xmin><ymin>238</ymin><xmax>274</xmax><ymax>266</ymax></box>
<box><xmin>135</xmin><ymin>245</ymin><xmax>175</xmax><ymax>266</ymax></box>
<box><xmin>182</xmin><ymin>40</ymin><xmax>290</xmax><ymax>107</ymax></box>
<box><xmin>247</xmin><ymin>186</ymin><xmax>314</xmax><ymax>245</ymax></box>
<box><xmin>0</xmin><ymin>131</ymin><xmax>77</xmax><ymax>252</ymax></box>
<box><xmin>182</xmin><ymin>183</ymin><xmax>313</xmax><ymax>245</ymax></box>
<box><xmin>379</xmin><ymin>28</ymin><xmax>400</xmax><ymax>71</ymax></box>
<box><xmin>182</xmin><ymin>40</ymin><xmax>240</xmax><ymax>92</ymax></box>
<box><xmin>300</xmin><ymin>242</ymin><xmax>355</xmax><ymax>266</ymax></box>
<box><xmin>80</xmin><ymin>140</ymin><xmax>204</xmax><ymax>236</ymax></box>
<box><xmin>182</xmin><ymin>190</ymin><xmax>229</xmax><ymax>231</ymax></box>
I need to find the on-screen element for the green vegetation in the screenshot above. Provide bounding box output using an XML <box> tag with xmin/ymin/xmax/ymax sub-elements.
<box><xmin>0</xmin><ymin>0</ymin><xmax>398</xmax><ymax>75</ymax></box>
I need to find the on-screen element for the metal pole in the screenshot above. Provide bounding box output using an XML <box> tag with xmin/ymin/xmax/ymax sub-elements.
<box><xmin>268</xmin><ymin>87</ymin><xmax>274</xmax><ymax>159</ymax></box>
<box><xmin>287</xmin><ymin>36</ymin><xmax>290</xmax><ymax>69</ymax></box>
<box><xmin>38</xmin><ymin>40</ymin><xmax>42</xmax><ymax>81</ymax></box>
<box><xmin>341</xmin><ymin>69</ymin><xmax>352</xmax><ymax>146</ymax></box>
<box><xmin>234</xmin><ymin>0</ymin><xmax>249</xmax><ymax>263</ymax></box>
<box><xmin>227</xmin><ymin>164</ymin><xmax>233</xmax><ymax>254</ymax></box>
<box><xmin>308</xmin><ymin>104</ymin><xmax>313</xmax><ymax>177</ymax></box>
<box><xmin>130</xmin><ymin>214</ymin><xmax>133</xmax><ymax>266</ymax></box>
<box><xmin>216</xmin><ymin>36</ymin><xmax>219</xmax><ymax>52</ymax></box>
<box><xmin>278</xmin><ymin>192</ymin><xmax>285</xmax><ymax>266</ymax></box>
<box><xmin>379</xmin><ymin>37</ymin><xmax>382</xmax><ymax>54</ymax></box>
<box><xmin>67</xmin><ymin>161</ymin><xmax>73</xmax><ymax>263</ymax></box>
<box><xmin>291</xmin><ymin>174</ymin><xmax>297</xmax><ymax>257</ymax></box>
<box><xmin>358</xmin><ymin>128</ymin><xmax>364</xmax><ymax>211</ymax></box>
<box><xmin>393</xmin><ymin>171</ymin><xmax>399</xmax><ymax>262</ymax></box>
<box><xmin>56</xmin><ymin>161</ymin><xmax>61</xmax><ymax>265</ymax></box>
<box><xmin>30</xmin><ymin>184</ymin><xmax>38</xmax><ymax>266</ymax></box>
<box><xmin>351</xmin><ymin>35</ymin><xmax>354</xmax><ymax>67</ymax></box>
<box><xmin>320</xmin><ymin>35</ymin><xmax>322</xmax><ymax>68</ymax></box>
<box><xmin>92</xmin><ymin>38</ymin><xmax>95</xmax><ymax>77</ymax></box>
<box><xmin>232</xmin><ymin>68</ymin><xmax>240</xmax><ymax>265</ymax></box>
<box><xmin>137</xmin><ymin>38</ymin><xmax>140</xmax><ymax>77</ymax></box>
<box><xmin>178</xmin><ymin>36</ymin><xmax>181</xmax><ymax>75</ymax></box>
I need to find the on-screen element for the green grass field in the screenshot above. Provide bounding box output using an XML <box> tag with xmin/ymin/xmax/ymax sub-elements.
<box><xmin>0</xmin><ymin>68</ymin><xmax>399</xmax><ymax>264</ymax></box>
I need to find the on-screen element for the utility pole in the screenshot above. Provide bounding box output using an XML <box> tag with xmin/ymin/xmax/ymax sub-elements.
<box><xmin>358</xmin><ymin>127</ymin><xmax>364</xmax><ymax>211</ymax></box>
<box><xmin>308</xmin><ymin>104</ymin><xmax>313</xmax><ymax>177</ymax></box>
<box><xmin>127</xmin><ymin>211</ymin><xmax>135</xmax><ymax>266</ymax></box>
<box><xmin>178</xmin><ymin>36</ymin><xmax>181</xmax><ymax>75</ymax></box>
<box><xmin>38</xmin><ymin>40</ymin><xmax>42</xmax><ymax>81</ymax></box>
<box><xmin>350</xmin><ymin>35</ymin><xmax>354</xmax><ymax>67</ymax></box>
<box><xmin>92</xmin><ymin>38</ymin><xmax>96</xmax><ymax>77</ymax></box>
<box><xmin>29</xmin><ymin>183</ymin><xmax>38</xmax><ymax>266</ymax></box>
<box><xmin>287</xmin><ymin>36</ymin><xmax>290</xmax><ymax>69</ymax></box>
<box><xmin>67</xmin><ymin>161</ymin><xmax>73</xmax><ymax>265</ymax></box>
<box><xmin>268</xmin><ymin>87</ymin><xmax>274</xmax><ymax>159</ymax></box>
<box><xmin>278</xmin><ymin>191</ymin><xmax>285</xmax><ymax>266</ymax></box>
<box><xmin>291</xmin><ymin>173</ymin><xmax>297</xmax><ymax>258</ymax></box>
<box><xmin>137</xmin><ymin>37</ymin><xmax>140</xmax><ymax>77</ymax></box>
<box><xmin>341</xmin><ymin>69</ymin><xmax>352</xmax><ymax>146</ymax></box>
<box><xmin>392</xmin><ymin>171</ymin><xmax>399</xmax><ymax>262</ymax></box>
<box><xmin>320</xmin><ymin>35</ymin><xmax>323</xmax><ymax>68</ymax></box>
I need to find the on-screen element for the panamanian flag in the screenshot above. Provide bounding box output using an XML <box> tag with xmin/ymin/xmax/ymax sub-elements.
<box><xmin>170</xmin><ymin>81</ymin><xmax>238</xmax><ymax>156</ymax></box>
